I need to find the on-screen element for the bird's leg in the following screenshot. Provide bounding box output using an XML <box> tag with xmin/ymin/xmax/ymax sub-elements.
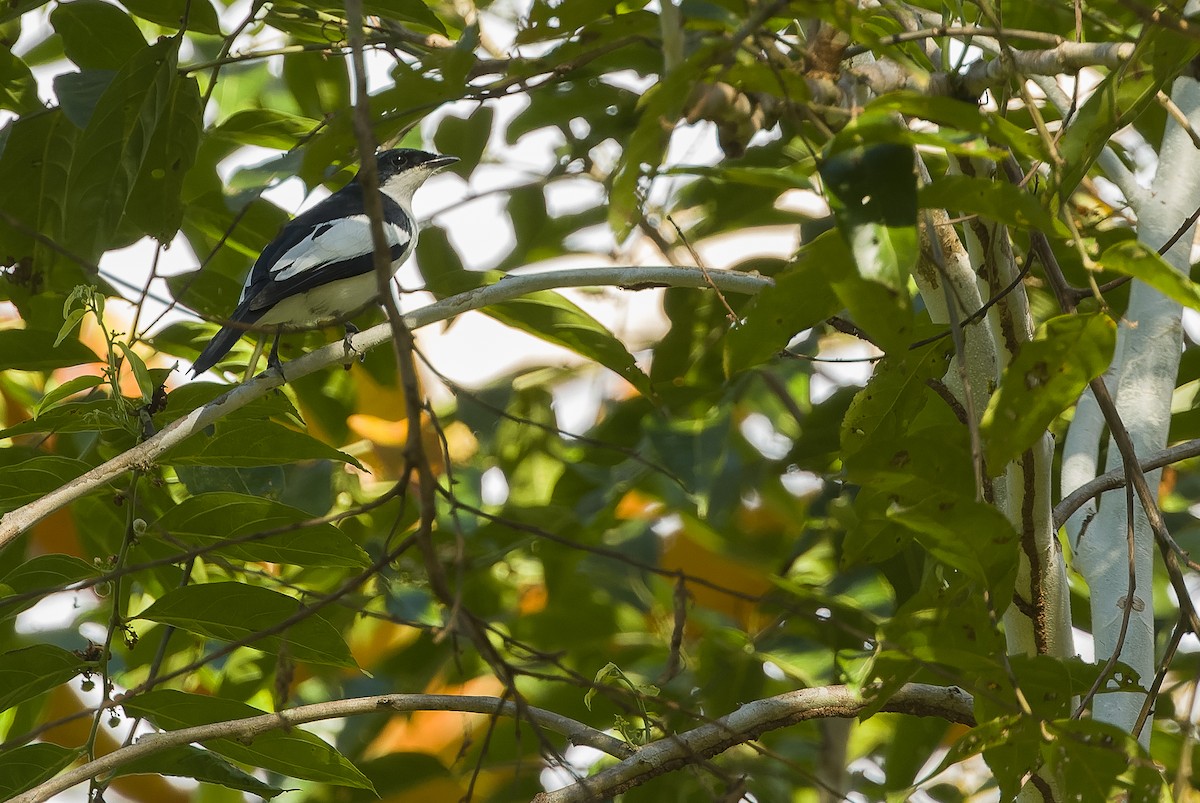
<box><xmin>266</xmin><ymin>331</ymin><xmax>285</xmax><ymax>376</ymax></box>
<box><xmin>342</xmin><ymin>322</ymin><xmax>363</xmax><ymax>368</ymax></box>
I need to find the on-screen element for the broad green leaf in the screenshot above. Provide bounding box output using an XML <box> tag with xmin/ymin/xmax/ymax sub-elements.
<box><xmin>869</xmin><ymin>92</ymin><xmax>1047</xmax><ymax>161</ymax></box>
<box><xmin>0</xmin><ymin>743</ymin><xmax>80</xmax><ymax>800</ymax></box>
<box><xmin>819</xmin><ymin>143</ymin><xmax>917</xmax><ymax>352</ymax></box>
<box><xmin>919</xmin><ymin>175</ymin><xmax>1069</xmax><ymax>237</ymax></box>
<box><xmin>53</xmin><ymin>70</ymin><xmax>117</xmax><ymax>128</ymax></box>
<box><xmin>887</xmin><ymin>493</ymin><xmax>1017</xmax><ymax>600</ymax></box>
<box><xmin>62</xmin><ymin>38</ymin><xmax>180</xmax><ymax>262</ymax></box>
<box><xmin>981</xmin><ymin>313</ymin><xmax>1116</xmax><ymax>472</ymax></box>
<box><xmin>121</xmin><ymin>690</ymin><xmax>373</xmax><ymax>790</ymax></box>
<box><xmin>1100</xmin><ymin>239</ymin><xmax>1200</xmax><ymax>310</ymax></box>
<box><xmin>0</xmin><ymin>553</ymin><xmax>100</xmax><ymax>621</ymax></box>
<box><xmin>486</xmin><ymin>291</ymin><xmax>653</xmax><ymax>397</ymax></box>
<box><xmin>135</xmin><ymin>582</ymin><xmax>357</xmax><ymax>667</ymax></box>
<box><xmin>723</xmin><ymin>241</ymin><xmax>841</xmax><ymax>374</ymax></box>
<box><xmin>0</xmin><ymin>457</ymin><xmax>91</xmax><ymax>515</ymax></box>
<box><xmin>1044</xmin><ymin>719</ymin><xmax>1165</xmax><ymax>803</ymax></box>
<box><xmin>434</xmin><ymin>107</ymin><xmax>493</xmax><ymax>177</ymax></box>
<box><xmin>0</xmin><ymin>49</ymin><xmax>40</xmax><ymax>113</ymax></box>
<box><xmin>34</xmin><ymin>374</ymin><xmax>105</xmax><ymax>418</ymax></box>
<box><xmin>113</xmin><ymin>744</ymin><xmax>284</xmax><ymax>798</ymax></box>
<box><xmin>0</xmin><ymin>399</ymin><xmax>122</xmax><ymax>439</ymax></box>
<box><xmin>50</xmin><ymin>0</ymin><xmax>147</xmax><ymax>70</ymax></box>
<box><xmin>841</xmin><ymin>339</ymin><xmax>951</xmax><ymax>459</ymax></box>
<box><xmin>0</xmin><ymin>644</ymin><xmax>85</xmax><ymax>712</ymax></box>
<box><xmin>152</xmin><ymin>492</ymin><xmax>369</xmax><ymax>568</ymax></box>
<box><xmin>161</xmin><ymin>419</ymin><xmax>363</xmax><ymax>468</ymax></box>
<box><xmin>831</xmin><ymin>105</ymin><xmax>1007</xmax><ymax>161</ymax></box>
<box><xmin>124</xmin><ymin>73</ymin><xmax>203</xmax><ymax>241</ymax></box>
<box><xmin>121</xmin><ymin>0</ymin><xmax>222</xmax><ymax>34</ymax></box>
<box><xmin>821</xmin><ymin>140</ymin><xmax>917</xmax><ymax>290</ymax></box>
<box><xmin>283</xmin><ymin>49</ymin><xmax>350</xmax><ymax>119</ymax></box>
<box><xmin>117</xmin><ymin>343</ymin><xmax>154</xmax><ymax>403</ymax></box>
<box><xmin>0</xmin><ymin>328</ymin><xmax>99</xmax><ymax>370</ymax></box>
<box><xmin>211</xmin><ymin>109</ymin><xmax>323</xmax><ymax>150</ymax></box>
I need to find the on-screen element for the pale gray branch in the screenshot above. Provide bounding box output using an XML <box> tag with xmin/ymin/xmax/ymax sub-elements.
<box><xmin>0</xmin><ymin>267</ymin><xmax>770</xmax><ymax>549</ymax></box>
<box><xmin>533</xmin><ymin>683</ymin><xmax>975</xmax><ymax>803</ymax></box>
<box><xmin>1055</xmin><ymin>438</ymin><xmax>1200</xmax><ymax>530</ymax></box>
<box><xmin>14</xmin><ymin>694</ymin><xmax>633</xmax><ymax>803</ymax></box>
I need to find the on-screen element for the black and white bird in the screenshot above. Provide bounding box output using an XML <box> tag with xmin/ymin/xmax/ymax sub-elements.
<box><xmin>190</xmin><ymin>148</ymin><xmax>457</xmax><ymax>376</ymax></box>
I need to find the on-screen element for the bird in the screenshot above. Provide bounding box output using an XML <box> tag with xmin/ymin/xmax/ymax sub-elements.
<box><xmin>190</xmin><ymin>147</ymin><xmax>458</xmax><ymax>377</ymax></box>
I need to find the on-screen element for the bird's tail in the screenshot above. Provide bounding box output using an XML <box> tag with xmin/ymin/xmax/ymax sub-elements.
<box><xmin>191</xmin><ymin>309</ymin><xmax>264</xmax><ymax>376</ymax></box>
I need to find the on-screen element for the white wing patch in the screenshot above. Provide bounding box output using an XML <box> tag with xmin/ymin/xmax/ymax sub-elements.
<box><xmin>270</xmin><ymin>214</ymin><xmax>409</xmax><ymax>282</ymax></box>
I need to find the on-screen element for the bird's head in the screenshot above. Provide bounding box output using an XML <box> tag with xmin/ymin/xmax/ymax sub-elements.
<box><xmin>371</xmin><ymin>148</ymin><xmax>458</xmax><ymax>207</ymax></box>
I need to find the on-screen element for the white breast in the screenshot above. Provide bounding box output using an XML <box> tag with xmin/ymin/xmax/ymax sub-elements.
<box><xmin>257</xmin><ymin>272</ymin><xmax>385</xmax><ymax>328</ymax></box>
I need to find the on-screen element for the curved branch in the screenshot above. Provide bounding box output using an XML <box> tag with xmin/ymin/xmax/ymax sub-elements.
<box><xmin>14</xmin><ymin>694</ymin><xmax>634</xmax><ymax>803</ymax></box>
<box><xmin>533</xmin><ymin>683</ymin><xmax>975</xmax><ymax>803</ymax></box>
<box><xmin>0</xmin><ymin>267</ymin><xmax>770</xmax><ymax>549</ymax></box>
<box><xmin>1054</xmin><ymin>438</ymin><xmax>1200</xmax><ymax>530</ymax></box>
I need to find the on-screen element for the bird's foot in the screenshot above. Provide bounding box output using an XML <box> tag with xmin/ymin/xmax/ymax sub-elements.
<box><xmin>342</xmin><ymin>323</ymin><xmax>363</xmax><ymax>369</ymax></box>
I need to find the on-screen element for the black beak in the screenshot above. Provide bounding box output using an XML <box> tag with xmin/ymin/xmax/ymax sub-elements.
<box><xmin>424</xmin><ymin>154</ymin><xmax>459</xmax><ymax>170</ymax></box>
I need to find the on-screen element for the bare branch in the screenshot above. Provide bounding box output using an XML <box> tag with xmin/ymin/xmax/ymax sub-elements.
<box><xmin>14</xmin><ymin>694</ymin><xmax>632</xmax><ymax>803</ymax></box>
<box><xmin>532</xmin><ymin>684</ymin><xmax>975</xmax><ymax>803</ymax></box>
<box><xmin>1054</xmin><ymin>438</ymin><xmax>1200</xmax><ymax>529</ymax></box>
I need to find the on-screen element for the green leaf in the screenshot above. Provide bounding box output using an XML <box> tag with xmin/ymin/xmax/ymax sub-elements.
<box><xmin>162</xmin><ymin>419</ymin><xmax>363</xmax><ymax>468</ymax></box>
<box><xmin>821</xmin><ymin>140</ymin><xmax>917</xmax><ymax>290</ymax></box>
<box><xmin>282</xmin><ymin>49</ymin><xmax>350</xmax><ymax>119</ymax></box>
<box><xmin>0</xmin><ymin>328</ymin><xmax>99</xmax><ymax>370</ymax></box>
<box><xmin>211</xmin><ymin>109</ymin><xmax>323</xmax><ymax>150</ymax></box>
<box><xmin>53</xmin><ymin>307</ymin><xmax>88</xmax><ymax>347</ymax></box>
<box><xmin>120</xmin><ymin>0</ymin><xmax>222</xmax><ymax>34</ymax></box>
<box><xmin>54</xmin><ymin>68</ymin><xmax>119</xmax><ymax>127</ymax></box>
<box><xmin>0</xmin><ymin>644</ymin><xmax>85</xmax><ymax>713</ymax></box>
<box><xmin>887</xmin><ymin>494</ymin><xmax>1017</xmax><ymax>600</ymax></box>
<box><xmin>62</xmin><ymin>37</ymin><xmax>181</xmax><ymax>262</ymax></box>
<box><xmin>724</xmin><ymin>237</ymin><xmax>842</xmax><ymax>373</ymax></box>
<box><xmin>1100</xmin><ymin>239</ymin><xmax>1200</xmax><ymax>311</ymax></box>
<box><xmin>869</xmin><ymin>92</ymin><xmax>1047</xmax><ymax>161</ymax></box>
<box><xmin>34</xmin><ymin>374</ymin><xmax>106</xmax><ymax>418</ymax></box>
<box><xmin>50</xmin><ymin>0</ymin><xmax>147</xmax><ymax>70</ymax></box>
<box><xmin>135</xmin><ymin>582</ymin><xmax>358</xmax><ymax>667</ymax></box>
<box><xmin>112</xmin><ymin>744</ymin><xmax>284</xmax><ymax>798</ymax></box>
<box><xmin>433</xmin><ymin>107</ymin><xmax>493</xmax><ymax>177</ymax></box>
<box><xmin>819</xmin><ymin>143</ymin><xmax>917</xmax><ymax>352</ymax></box>
<box><xmin>124</xmin><ymin>73</ymin><xmax>204</xmax><ymax>241</ymax></box>
<box><xmin>841</xmin><ymin>339</ymin><xmax>951</xmax><ymax>459</ymax></box>
<box><xmin>919</xmin><ymin>174</ymin><xmax>1069</xmax><ymax>236</ymax></box>
<box><xmin>0</xmin><ymin>743</ymin><xmax>81</xmax><ymax>800</ymax></box>
<box><xmin>121</xmin><ymin>690</ymin><xmax>373</xmax><ymax>790</ymax></box>
<box><xmin>117</xmin><ymin>342</ymin><xmax>154</xmax><ymax>403</ymax></box>
<box><xmin>0</xmin><ymin>553</ymin><xmax>100</xmax><ymax>621</ymax></box>
<box><xmin>151</xmin><ymin>492</ymin><xmax>370</xmax><ymax>568</ymax></box>
<box><xmin>981</xmin><ymin>313</ymin><xmax>1116</xmax><ymax>472</ymax></box>
<box><xmin>0</xmin><ymin>457</ymin><xmax>91</xmax><ymax>515</ymax></box>
<box><xmin>0</xmin><ymin>48</ymin><xmax>41</xmax><ymax>113</ymax></box>
<box><xmin>486</xmin><ymin>291</ymin><xmax>653</xmax><ymax>397</ymax></box>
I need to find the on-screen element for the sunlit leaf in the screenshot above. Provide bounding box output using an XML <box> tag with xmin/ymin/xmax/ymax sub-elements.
<box><xmin>151</xmin><ymin>492</ymin><xmax>369</xmax><ymax>568</ymax></box>
<box><xmin>162</xmin><ymin>419</ymin><xmax>363</xmax><ymax>468</ymax></box>
<box><xmin>0</xmin><ymin>644</ymin><xmax>85</xmax><ymax>712</ymax></box>
<box><xmin>135</xmin><ymin>582</ymin><xmax>358</xmax><ymax>667</ymax></box>
<box><xmin>981</xmin><ymin>313</ymin><xmax>1116</xmax><ymax>472</ymax></box>
<box><xmin>121</xmin><ymin>690</ymin><xmax>373</xmax><ymax>789</ymax></box>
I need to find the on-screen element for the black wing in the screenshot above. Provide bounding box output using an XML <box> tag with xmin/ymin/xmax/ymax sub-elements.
<box><xmin>239</xmin><ymin>184</ymin><xmax>413</xmax><ymax>313</ymax></box>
